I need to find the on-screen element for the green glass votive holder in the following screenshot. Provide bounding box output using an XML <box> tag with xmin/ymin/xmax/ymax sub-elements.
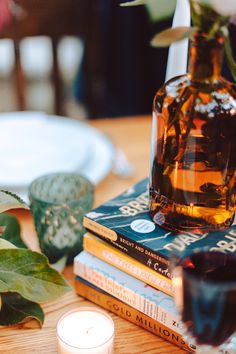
<box><xmin>29</xmin><ymin>173</ymin><xmax>94</xmax><ymax>264</ymax></box>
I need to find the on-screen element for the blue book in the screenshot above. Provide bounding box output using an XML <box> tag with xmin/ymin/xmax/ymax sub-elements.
<box><xmin>74</xmin><ymin>252</ymin><xmax>235</xmax><ymax>354</ymax></box>
<box><xmin>83</xmin><ymin>178</ymin><xmax>236</xmax><ymax>279</ymax></box>
<box><xmin>74</xmin><ymin>251</ymin><xmax>179</xmax><ymax>332</ymax></box>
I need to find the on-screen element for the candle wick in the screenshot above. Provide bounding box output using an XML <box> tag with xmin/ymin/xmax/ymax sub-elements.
<box><xmin>86</xmin><ymin>327</ymin><xmax>93</xmax><ymax>335</ymax></box>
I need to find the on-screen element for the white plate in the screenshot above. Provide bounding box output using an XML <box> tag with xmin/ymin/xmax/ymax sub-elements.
<box><xmin>0</xmin><ymin>111</ymin><xmax>115</xmax><ymax>199</ymax></box>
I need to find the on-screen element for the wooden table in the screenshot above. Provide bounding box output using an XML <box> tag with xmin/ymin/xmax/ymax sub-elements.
<box><xmin>1</xmin><ymin>116</ymin><xmax>186</xmax><ymax>354</ymax></box>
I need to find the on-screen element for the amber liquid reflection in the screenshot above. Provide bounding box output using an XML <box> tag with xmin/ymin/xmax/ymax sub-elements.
<box><xmin>149</xmin><ymin>34</ymin><xmax>236</xmax><ymax>234</ymax></box>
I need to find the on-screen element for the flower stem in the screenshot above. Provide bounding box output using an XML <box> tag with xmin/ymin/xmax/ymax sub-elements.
<box><xmin>222</xmin><ymin>27</ymin><xmax>236</xmax><ymax>80</ymax></box>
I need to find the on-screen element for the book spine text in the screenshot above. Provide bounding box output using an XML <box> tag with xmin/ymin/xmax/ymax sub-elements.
<box><xmin>75</xmin><ymin>255</ymin><xmax>178</xmax><ymax>332</ymax></box>
<box><xmin>83</xmin><ymin>232</ymin><xmax>173</xmax><ymax>296</ymax></box>
<box><xmin>83</xmin><ymin>216</ymin><xmax>171</xmax><ymax>279</ymax></box>
<box><xmin>75</xmin><ymin>277</ymin><xmax>195</xmax><ymax>353</ymax></box>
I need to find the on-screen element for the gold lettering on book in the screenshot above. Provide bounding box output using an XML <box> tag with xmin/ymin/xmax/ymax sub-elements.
<box><xmin>107</xmin><ymin>301</ymin><xmax>132</xmax><ymax>318</ymax></box>
<box><xmin>75</xmin><ymin>279</ymin><xmax>195</xmax><ymax>353</ymax></box>
<box><xmin>135</xmin><ymin>316</ymin><xmax>185</xmax><ymax>344</ymax></box>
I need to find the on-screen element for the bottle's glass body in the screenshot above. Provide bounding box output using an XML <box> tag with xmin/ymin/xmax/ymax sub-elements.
<box><xmin>149</xmin><ymin>34</ymin><xmax>236</xmax><ymax>234</ymax></box>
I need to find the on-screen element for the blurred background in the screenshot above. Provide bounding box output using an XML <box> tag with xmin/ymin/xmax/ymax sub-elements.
<box><xmin>0</xmin><ymin>0</ymin><xmax>235</xmax><ymax>120</ymax></box>
<box><xmin>0</xmin><ymin>0</ymin><xmax>173</xmax><ymax>120</ymax></box>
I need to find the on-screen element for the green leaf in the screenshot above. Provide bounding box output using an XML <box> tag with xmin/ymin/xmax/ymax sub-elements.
<box><xmin>120</xmin><ymin>0</ymin><xmax>146</xmax><ymax>7</ymax></box>
<box><xmin>0</xmin><ymin>190</ymin><xmax>28</xmax><ymax>213</ymax></box>
<box><xmin>0</xmin><ymin>239</ymin><xmax>17</xmax><ymax>249</ymax></box>
<box><xmin>223</xmin><ymin>28</ymin><xmax>236</xmax><ymax>81</ymax></box>
<box><xmin>0</xmin><ymin>293</ymin><xmax>44</xmax><ymax>327</ymax></box>
<box><xmin>145</xmin><ymin>0</ymin><xmax>176</xmax><ymax>22</ymax></box>
<box><xmin>0</xmin><ymin>214</ymin><xmax>27</xmax><ymax>248</ymax></box>
<box><xmin>120</xmin><ymin>0</ymin><xmax>176</xmax><ymax>21</ymax></box>
<box><xmin>0</xmin><ymin>249</ymin><xmax>71</xmax><ymax>303</ymax></box>
<box><xmin>151</xmin><ymin>26</ymin><xmax>196</xmax><ymax>47</ymax></box>
<box><xmin>190</xmin><ymin>2</ymin><xmax>229</xmax><ymax>36</ymax></box>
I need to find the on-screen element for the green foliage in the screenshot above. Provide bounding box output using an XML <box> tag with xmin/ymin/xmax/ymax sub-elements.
<box><xmin>190</xmin><ymin>1</ymin><xmax>229</xmax><ymax>37</ymax></box>
<box><xmin>0</xmin><ymin>248</ymin><xmax>70</xmax><ymax>303</ymax></box>
<box><xmin>121</xmin><ymin>0</ymin><xmax>236</xmax><ymax>81</ymax></box>
<box><xmin>0</xmin><ymin>293</ymin><xmax>44</xmax><ymax>327</ymax></box>
<box><xmin>121</xmin><ymin>0</ymin><xmax>176</xmax><ymax>21</ymax></box>
<box><xmin>0</xmin><ymin>238</ymin><xmax>17</xmax><ymax>249</ymax></box>
<box><xmin>0</xmin><ymin>190</ymin><xmax>28</xmax><ymax>214</ymax></box>
<box><xmin>120</xmin><ymin>0</ymin><xmax>146</xmax><ymax>6</ymax></box>
<box><xmin>223</xmin><ymin>27</ymin><xmax>236</xmax><ymax>81</ymax></box>
<box><xmin>0</xmin><ymin>190</ymin><xmax>71</xmax><ymax>327</ymax></box>
<box><xmin>0</xmin><ymin>214</ymin><xmax>27</xmax><ymax>248</ymax></box>
<box><xmin>145</xmin><ymin>0</ymin><xmax>176</xmax><ymax>22</ymax></box>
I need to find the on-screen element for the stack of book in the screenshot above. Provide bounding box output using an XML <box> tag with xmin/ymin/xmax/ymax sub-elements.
<box><xmin>73</xmin><ymin>178</ymin><xmax>236</xmax><ymax>353</ymax></box>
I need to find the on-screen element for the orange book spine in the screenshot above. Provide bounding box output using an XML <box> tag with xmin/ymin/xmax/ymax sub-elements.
<box><xmin>83</xmin><ymin>232</ymin><xmax>173</xmax><ymax>297</ymax></box>
<box><xmin>74</xmin><ymin>278</ymin><xmax>195</xmax><ymax>353</ymax></box>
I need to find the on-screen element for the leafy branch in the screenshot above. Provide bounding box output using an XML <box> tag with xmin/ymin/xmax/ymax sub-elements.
<box><xmin>120</xmin><ymin>0</ymin><xmax>146</xmax><ymax>6</ymax></box>
<box><xmin>120</xmin><ymin>0</ymin><xmax>176</xmax><ymax>22</ymax></box>
<box><xmin>0</xmin><ymin>190</ymin><xmax>28</xmax><ymax>213</ymax></box>
<box><xmin>0</xmin><ymin>191</ymin><xmax>71</xmax><ymax>327</ymax></box>
<box><xmin>121</xmin><ymin>0</ymin><xmax>236</xmax><ymax>81</ymax></box>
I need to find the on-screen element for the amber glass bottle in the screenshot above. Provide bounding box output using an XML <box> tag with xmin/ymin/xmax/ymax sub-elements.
<box><xmin>149</xmin><ymin>33</ymin><xmax>236</xmax><ymax>234</ymax></box>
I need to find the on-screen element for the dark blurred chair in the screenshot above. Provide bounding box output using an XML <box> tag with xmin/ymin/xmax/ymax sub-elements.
<box><xmin>0</xmin><ymin>0</ymin><xmax>103</xmax><ymax>116</ymax></box>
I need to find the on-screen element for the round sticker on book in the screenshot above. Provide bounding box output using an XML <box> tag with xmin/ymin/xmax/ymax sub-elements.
<box><xmin>130</xmin><ymin>219</ymin><xmax>155</xmax><ymax>233</ymax></box>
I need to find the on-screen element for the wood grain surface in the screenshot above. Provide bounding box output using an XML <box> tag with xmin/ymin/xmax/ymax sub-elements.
<box><xmin>3</xmin><ymin>116</ymin><xmax>186</xmax><ymax>354</ymax></box>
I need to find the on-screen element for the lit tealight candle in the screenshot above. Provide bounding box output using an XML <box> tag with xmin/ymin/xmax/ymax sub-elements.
<box><xmin>56</xmin><ymin>307</ymin><xmax>115</xmax><ymax>354</ymax></box>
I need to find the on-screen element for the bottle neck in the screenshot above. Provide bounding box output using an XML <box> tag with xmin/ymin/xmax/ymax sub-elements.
<box><xmin>188</xmin><ymin>33</ymin><xmax>224</xmax><ymax>83</ymax></box>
